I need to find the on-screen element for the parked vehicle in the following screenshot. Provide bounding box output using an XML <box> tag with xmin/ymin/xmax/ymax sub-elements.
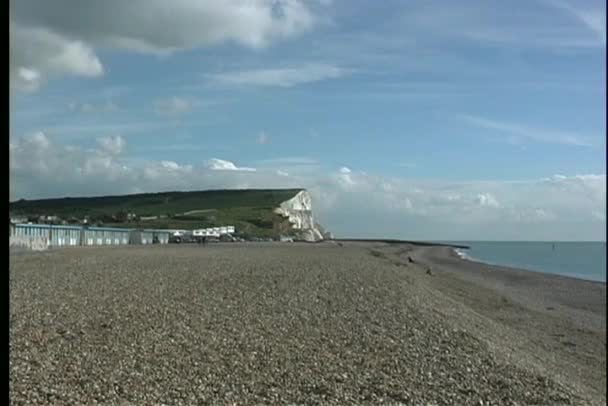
<box><xmin>192</xmin><ymin>229</ymin><xmax>218</xmax><ymax>243</ymax></box>
<box><xmin>169</xmin><ymin>230</ymin><xmax>186</xmax><ymax>244</ymax></box>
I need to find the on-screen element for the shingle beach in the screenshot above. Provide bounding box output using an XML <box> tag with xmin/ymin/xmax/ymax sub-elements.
<box><xmin>9</xmin><ymin>242</ymin><xmax>606</xmax><ymax>405</ymax></box>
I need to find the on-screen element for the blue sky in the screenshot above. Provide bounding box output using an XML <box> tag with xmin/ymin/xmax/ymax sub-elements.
<box><xmin>9</xmin><ymin>0</ymin><xmax>606</xmax><ymax>240</ymax></box>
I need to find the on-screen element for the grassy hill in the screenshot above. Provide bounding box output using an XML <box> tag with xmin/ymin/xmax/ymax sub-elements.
<box><xmin>9</xmin><ymin>189</ymin><xmax>304</xmax><ymax>237</ymax></box>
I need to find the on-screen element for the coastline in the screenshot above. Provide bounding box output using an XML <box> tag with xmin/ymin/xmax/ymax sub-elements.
<box><xmin>330</xmin><ymin>238</ymin><xmax>470</xmax><ymax>249</ymax></box>
<box><xmin>453</xmin><ymin>247</ymin><xmax>606</xmax><ymax>283</ymax></box>
<box><xmin>10</xmin><ymin>242</ymin><xmax>606</xmax><ymax>404</ymax></box>
<box><xmin>401</xmin><ymin>243</ymin><xmax>606</xmax><ymax>403</ymax></box>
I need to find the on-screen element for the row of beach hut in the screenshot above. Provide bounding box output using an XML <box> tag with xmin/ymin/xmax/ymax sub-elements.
<box><xmin>9</xmin><ymin>223</ymin><xmax>170</xmax><ymax>249</ymax></box>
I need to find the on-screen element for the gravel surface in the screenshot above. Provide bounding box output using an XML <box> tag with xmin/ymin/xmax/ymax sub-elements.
<box><xmin>9</xmin><ymin>242</ymin><xmax>604</xmax><ymax>405</ymax></box>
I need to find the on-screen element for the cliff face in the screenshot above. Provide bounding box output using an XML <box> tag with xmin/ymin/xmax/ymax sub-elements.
<box><xmin>274</xmin><ymin>190</ymin><xmax>327</xmax><ymax>241</ymax></box>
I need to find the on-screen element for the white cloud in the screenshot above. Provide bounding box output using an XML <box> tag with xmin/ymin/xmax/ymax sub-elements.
<box><xmin>11</xmin><ymin>0</ymin><xmax>317</xmax><ymax>50</ymax></box>
<box><xmin>457</xmin><ymin>114</ymin><xmax>596</xmax><ymax>147</ymax></box>
<box><xmin>143</xmin><ymin>161</ymin><xmax>193</xmax><ymax>181</ymax></box>
<box><xmin>257</xmin><ymin>131</ymin><xmax>270</xmax><ymax>145</ymax></box>
<box><xmin>475</xmin><ymin>193</ymin><xmax>500</xmax><ymax>208</ymax></box>
<box><xmin>10</xmin><ymin>132</ymin><xmax>135</xmax><ymax>198</ymax></box>
<box><xmin>161</xmin><ymin>161</ymin><xmax>180</xmax><ymax>170</ymax></box>
<box><xmin>96</xmin><ymin>135</ymin><xmax>125</xmax><ymax>155</ymax></box>
<box><xmin>17</xmin><ymin>67</ymin><xmax>40</xmax><ymax>89</ymax></box>
<box><xmin>9</xmin><ymin>134</ymin><xmax>606</xmax><ymax>240</ymax></box>
<box><xmin>210</xmin><ymin>64</ymin><xmax>346</xmax><ymax>87</ymax></box>
<box><xmin>10</xmin><ymin>0</ymin><xmax>317</xmax><ymax>91</ymax></box>
<box><xmin>539</xmin><ymin>174</ymin><xmax>606</xmax><ymax>208</ymax></box>
<box><xmin>205</xmin><ymin>158</ymin><xmax>256</xmax><ymax>172</ymax></box>
<box><xmin>336</xmin><ymin>166</ymin><xmax>356</xmax><ymax>187</ymax></box>
<box><xmin>154</xmin><ymin>97</ymin><xmax>191</xmax><ymax>116</ymax></box>
<box><xmin>26</xmin><ymin>131</ymin><xmax>51</xmax><ymax>150</ymax></box>
<box><xmin>10</xmin><ymin>21</ymin><xmax>103</xmax><ymax>91</ymax></box>
<box><xmin>277</xmin><ymin>170</ymin><xmax>289</xmax><ymax>177</ymax></box>
<box><xmin>533</xmin><ymin>208</ymin><xmax>554</xmax><ymax>221</ymax></box>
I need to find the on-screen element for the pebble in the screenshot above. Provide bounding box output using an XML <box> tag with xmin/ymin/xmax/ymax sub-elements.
<box><xmin>9</xmin><ymin>244</ymin><xmax>581</xmax><ymax>405</ymax></box>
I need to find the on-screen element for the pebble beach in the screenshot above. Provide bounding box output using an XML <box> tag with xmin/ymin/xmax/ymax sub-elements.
<box><xmin>9</xmin><ymin>242</ymin><xmax>606</xmax><ymax>405</ymax></box>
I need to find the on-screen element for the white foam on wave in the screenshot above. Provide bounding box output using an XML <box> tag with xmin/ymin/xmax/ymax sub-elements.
<box><xmin>453</xmin><ymin>248</ymin><xmax>495</xmax><ymax>270</ymax></box>
<box><xmin>454</xmin><ymin>248</ymin><xmax>472</xmax><ymax>260</ymax></box>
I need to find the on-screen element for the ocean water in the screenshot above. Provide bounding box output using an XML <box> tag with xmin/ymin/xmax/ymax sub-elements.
<box><xmin>442</xmin><ymin>241</ymin><xmax>606</xmax><ymax>282</ymax></box>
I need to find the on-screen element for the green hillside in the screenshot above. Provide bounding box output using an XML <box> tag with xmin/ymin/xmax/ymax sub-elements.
<box><xmin>9</xmin><ymin>189</ymin><xmax>304</xmax><ymax>237</ymax></box>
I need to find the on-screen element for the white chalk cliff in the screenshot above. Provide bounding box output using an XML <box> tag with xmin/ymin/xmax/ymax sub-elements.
<box><xmin>274</xmin><ymin>190</ymin><xmax>328</xmax><ymax>242</ymax></box>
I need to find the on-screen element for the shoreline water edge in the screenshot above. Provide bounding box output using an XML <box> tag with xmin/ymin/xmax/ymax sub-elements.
<box><xmin>450</xmin><ymin>241</ymin><xmax>606</xmax><ymax>283</ymax></box>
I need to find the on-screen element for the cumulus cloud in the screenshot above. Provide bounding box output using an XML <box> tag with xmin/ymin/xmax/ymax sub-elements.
<box><xmin>205</xmin><ymin>158</ymin><xmax>256</xmax><ymax>172</ymax></box>
<box><xmin>9</xmin><ymin>134</ymin><xmax>606</xmax><ymax>240</ymax></box>
<box><xmin>96</xmin><ymin>135</ymin><xmax>125</xmax><ymax>155</ymax></box>
<box><xmin>475</xmin><ymin>193</ymin><xmax>500</xmax><ymax>208</ymax></box>
<box><xmin>14</xmin><ymin>67</ymin><xmax>41</xmax><ymax>92</ymax></box>
<box><xmin>143</xmin><ymin>161</ymin><xmax>194</xmax><ymax>181</ymax></box>
<box><xmin>335</xmin><ymin>166</ymin><xmax>356</xmax><ymax>187</ymax></box>
<box><xmin>10</xmin><ymin>0</ymin><xmax>317</xmax><ymax>91</ymax></box>
<box><xmin>154</xmin><ymin>97</ymin><xmax>191</xmax><ymax>116</ymax></box>
<box><xmin>161</xmin><ymin>161</ymin><xmax>181</xmax><ymax>170</ymax></box>
<box><xmin>210</xmin><ymin>64</ymin><xmax>346</xmax><ymax>87</ymax></box>
<box><xmin>11</xmin><ymin>0</ymin><xmax>316</xmax><ymax>50</ymax></box>
<box><xmin>10</xmin><ymin>21</ymin><xmax>103</xmax><ymax>91</ymax></box>
<box><xmin>10</xmin><ymin>132</ymin><xmax>135</xmax><ymax>198</ymax></box>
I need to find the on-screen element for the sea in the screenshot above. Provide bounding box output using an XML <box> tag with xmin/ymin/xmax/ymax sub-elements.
<box><xmin>439</xmin><ymin>241</ymin><xmax>606</xmax><ymax>283</ymax></box>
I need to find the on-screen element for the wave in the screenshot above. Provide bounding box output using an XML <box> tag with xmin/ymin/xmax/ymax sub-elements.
<box><xmin>454</xmin><ymin>246</ymin><xmax>573</xmax><ymax>275</ymax></box>
<box><xmin>453</xmin><ymin>248</ymin><xmax>474</xmax><ymax>261</ymax></box>
<box><xmin>453</xmin><ymin>248</ymin><xmax>490</xmax><ymax>266</ymax></box>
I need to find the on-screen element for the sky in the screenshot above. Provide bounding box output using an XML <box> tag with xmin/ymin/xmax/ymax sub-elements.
<box><xmin>9</xmin><ymin>0</ymin><xmax>607</xmax><ymax>241</ymax></box>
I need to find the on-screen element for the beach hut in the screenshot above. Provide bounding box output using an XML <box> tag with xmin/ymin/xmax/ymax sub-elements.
<box><xmin>10</xmin><ymin>223</ymin><xmax>51</xmax><ymax>250</ymax></box>
<box><xmin>83</xmin><ymin>227</ymin><xmax>102</xmax><ymax>246</ymax></box>
<box><xmin>48</xmin><ymin>225</ymin><xmax>82</xmax><ymax>246</ymax></box>
<box><xmin>83</xmin><ymin>226</ymin><xmax>130</xmax><ymax>246</ymax></box>
<box><xmin>11</xmin><ymin>223</ymin><xmax>82</xmax><ymax>248</ymax></box>
<box><xmin>130</xmin><ymin>229</ymin><xmax>155</xmax><ymax>245</ymax></box>
<box><xmin>151</xmin><ymin>230</ymin><xmax>170</xmax><ymax>244</ymax></box>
